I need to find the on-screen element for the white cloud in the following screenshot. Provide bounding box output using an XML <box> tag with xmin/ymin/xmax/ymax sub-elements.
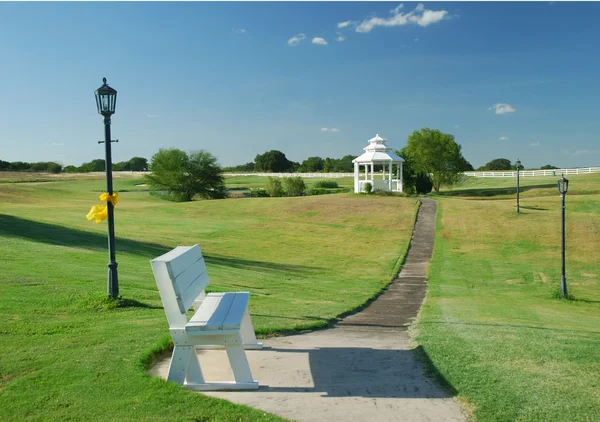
<box><xmin>321</xmin><ymin>128</ymin><xmax>330</xmax><ymax>132</ymax></box>
<box><xmin>414</xmin><ymin>37</ymin><xmax>419</xmax><ymax>42</ymax></box>
<box><xmin>356</xmin><ymin>3</ymin><xmax>449</xmax><ymax>33</ymax></box>
<box><xmin>454</xmin><ymin>124</ymin><xmax>460</xmax><ymax>129</ymax></box>
<box><xmin>337</xmin><ymin>20</ymin><xmax>354</xmax><ymax>28</ymax></box>
<box><xmin>233</xmin><ymin>28</ymin><xmax>247</xmax><ymax>34</ymax></box>
<box><xmin>335</xmin><ymin>32</ymin><xmax>345</xmax><ymax>42</ymax></box>
<box><xmin>499</xmin><ymin>136</ymin><xmax>509</xmax><ymax>140</ymax></box>
<box><xmin>529</xmin><ymin>142</ymin><xmax>540</xmax><ymax>147</ymax></box>
<box><xmin>331</xmin><ymin>128</ymin><xmax>340</xmax><ymax>132</ymax></box>
<box><xmin>51</xmin><ymin>142</ymin><xmax>64</xmax><ymax>146</ymax></box>
<box><xmin>488</xmin><ymin>103</ymin><xmax>516</xmax><ymax>114</ymax></box>
<box><xmin>312</xmin><ymin>37</ymin><xmax>328</xmax><ymax>45</ymax></box>
<box><xmin>147</xmin><ymin>113</ymin><xmax>160</xmax><ymax>118</ymax></box>
<box><xmin>391</xmin><ymin>4</ymin><xmax>405</xmax><ymax>14</ymax></box>
<box><xmin>287</xmin><ymin>33</ymin><xmax>306</xmax><ymax>46</ymax></box>
<box><xmin>570</xmin><ymin>149</ymin><xmax>595</xmax><ymax>156</ymax></box>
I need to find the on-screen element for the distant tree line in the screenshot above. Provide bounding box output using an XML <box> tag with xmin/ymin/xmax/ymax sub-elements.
<box><xmin>476</xmin><ymin>159</ymin><xmax>558</xmax><ymax>171</ymax></box>
<box><xmin>223</xmin><ymin>150</ymin><xmax>356</xmax><ymax>173</ymax></box>
<box><xmin>0</xmin><ymin>156</ymin><xmax>149</xmax><ymax>174</ymax></box>
<box><xmin>0</xmin><ymin>160</ymin><xmax>63</xmax><ymax>173</ymax></box>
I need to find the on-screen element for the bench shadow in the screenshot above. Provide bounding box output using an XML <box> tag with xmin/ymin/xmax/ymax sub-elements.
<box><xmin>436</xmin><ymin>183</ymin><xmax>557</xmax><ymax>198</ymax></box>
<box><xmin>204</xmin><ymin>254</ymin><xmax>320</xmax><ymax>275</ymax></box>
<box><xmin>255</xmin><ymin>345</ymin><xmax>456</xmax><ymax>398</ymax></box>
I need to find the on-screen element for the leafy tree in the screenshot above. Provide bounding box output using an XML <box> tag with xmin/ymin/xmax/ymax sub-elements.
<box><xmin>63</xmin><ymin>165</ymin><xmax>79</xmax><ymax>173</ymax></box>
<box><xmin>403</xmin><ymin>128</ymin><xmax>472</xmax><ymax>192</ymax></box>
<box><xmin>126</xmin><ymin>157</ymin><xmax>148</xmax><ymax>171</ymax></box>
<box><xmin>298</xmin><ymin>156</ymin><xmax>324</xmax><ymax>172</ymax></box>
<box><xmin>484</xmin><ymin>158</ymin><xmax>512</xmax><ymax>171</ymax></box>
<box><xmin>254</xmin><ymin>150</ymin><xmax>294</xmax><ymax>172</ymax></box>
<box><xmin>8</xmin><ymin>162</ymin><xmax>30</xmax><ymax>171</ymax></box>
<box><xmin>145</xmin><ymin>148</ymin><xmax>226</xmax><ymax>201</ymax></box>
<box><xmin>541</xmin><ymin>164</ymin><xmax>559</xmax><ymax>170</ymax></box>
<box><xmin>283</xmin><ymin>177</ymin><xmax>306</xmax><ymax>196</ymax></box>
<box><xmin>336</xmin><ymin>155</ymin><xmax>356</xmax><ymax>172</ymax></box>
<box><xmin>265</xmin><ymin>177</ymin><xmax>284</xmax><ymax>197</ymax></box>
<box><xmin>0</xmin><ymin>160</ymin><xmax>10</xmax><ymax>170</ymax></box>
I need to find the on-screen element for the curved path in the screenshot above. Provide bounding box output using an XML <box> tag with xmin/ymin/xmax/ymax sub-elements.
<box><xmin>151</xmin><ymin>198</ymin><xmax>465</xmax><ymax>421</ymax></box>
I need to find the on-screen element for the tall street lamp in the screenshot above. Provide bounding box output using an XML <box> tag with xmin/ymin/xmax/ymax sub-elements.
<box><xmin>95</xmin><ymin>78</ymin><xmax>119</xmax><ymax>299</ymax></box>
<box><xmin>558</xmin><ymin>174</ymin><xmax>569</xmax><ymax>297</ymax></box>
<box><xmin>516</xmin><ymin>158</ymin><xmax>521</xmax><ymax>214</ymax></box>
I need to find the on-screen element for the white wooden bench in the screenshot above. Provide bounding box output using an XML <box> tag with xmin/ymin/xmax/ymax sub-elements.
<box><xmin>150</xmin><ymin>244</ymin><xmax>262</xmax><ymax>391</ymax></box>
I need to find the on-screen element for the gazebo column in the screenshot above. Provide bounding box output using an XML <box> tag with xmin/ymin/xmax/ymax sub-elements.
<box><xmin>388</xmin><ymin>162</ymin><xmax>392</xmax><ymax>191</ymax></box>
<box><xmin>370</xmin><ymin>163</ymin><xmax>374</xmax><ymax>182</ymax></box>
<box><xmin>354</xmin><ymin>162</ymin><xmax>359</xmax><ymax>193</ymax></box>
<box><xmin>399</xmin><ymin>162</ymin><xmax>403</xmax><ymax>192</ymax></box>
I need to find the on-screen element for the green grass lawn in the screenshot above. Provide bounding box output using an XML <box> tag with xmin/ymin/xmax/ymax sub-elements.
<box><xmin>0</xmin><ymin>175</ymin><xmax>417</xmax><ymax>420</ymax></box>
<box><xmin>417</xmin><ymin>174</ymin><xmax>600</xmax><ymax>421</ymax></box>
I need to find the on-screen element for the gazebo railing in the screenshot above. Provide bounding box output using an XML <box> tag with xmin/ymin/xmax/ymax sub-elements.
<box><xmin>357</xmin><ymin>179</ymin><xmax>402</xmax><ymax>192</ymax></box>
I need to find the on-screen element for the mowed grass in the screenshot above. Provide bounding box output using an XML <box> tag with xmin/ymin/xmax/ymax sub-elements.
<box><xmin>417</xmin><ymin>174</ymin><xmax>600</xmax><ymax>421</ymax></box>
<box><xmin>0</xmin><ymin>176</ymin><xmax>417</xmax><ymax>420</ymax></box>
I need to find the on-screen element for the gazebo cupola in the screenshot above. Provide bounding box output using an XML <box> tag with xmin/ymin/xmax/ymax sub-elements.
<box><xmin>352</xmin><ymin>134</ymin><xmax>404</xmax><ymax>193</ymax></box>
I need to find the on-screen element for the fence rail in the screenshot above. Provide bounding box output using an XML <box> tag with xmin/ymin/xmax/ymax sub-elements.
<box><xmin>463</xmin><ymin>167</ymin><xmax>600</xmax><ymax>178</ymax></box>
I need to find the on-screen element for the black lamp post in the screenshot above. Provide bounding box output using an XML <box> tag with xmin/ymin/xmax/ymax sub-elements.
<box><xmin>558</xmin><ymin>174</ymin><xmax>569</xmax><ymax>297</ymax></box>
<box><xmin>94</xmin><ymin>78</ymin><xmax>119</xmax><ymax>299</ymax></box>
<box><xmin>516</xmin><ymin>158</ymin><xmax>521</xmax><ymax>214</ymax></box>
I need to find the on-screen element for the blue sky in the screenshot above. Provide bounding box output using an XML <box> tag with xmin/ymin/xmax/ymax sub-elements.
<box><xmin>1</xmin><ymin>1</ymin><xmax>599</xmax><ymax>169</ymax></box>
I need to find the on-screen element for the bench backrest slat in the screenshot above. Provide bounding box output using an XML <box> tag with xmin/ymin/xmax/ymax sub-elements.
<box><xmin>150</xmin><ymin>244</ymin><xmax>211</xmax><ymax>328</ymax></box>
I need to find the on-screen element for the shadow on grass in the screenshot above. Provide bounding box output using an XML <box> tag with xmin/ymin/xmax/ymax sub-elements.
<box><xmin>0</xmin><ymin>213</ymin><xmax>169</xmax><ymax>257</ymax></box>
<box><xmin>0</xmin><ymin>214</ymin><xmax>319</xmax><ymax>274</ymax></box>
<box><xmin>205</xmin><ymin>254</ymin><xmax>320</xmax><ymax>275</ymax></box>
<box><xmin>519</xmin><ymin>206</ymin><xmax>550</xmax><ymax>211</ymax></box>
<box><xmin>436</xmin><ymin>183</ymin><xmax>557</xmax><ymax>198</ymax></box>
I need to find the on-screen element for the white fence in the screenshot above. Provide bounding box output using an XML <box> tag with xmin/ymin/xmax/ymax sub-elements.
<box><xmin>463</xmin><ymin>167</ymin><xmax>600</xmax><ymax>178</ymax></box>
<box><xmin>224</xmin><ymin>173</ymin><xmax>354</xmax><ymax>178</ymax></box>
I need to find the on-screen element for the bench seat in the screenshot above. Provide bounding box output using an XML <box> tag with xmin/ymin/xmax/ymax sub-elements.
<box><xmin>186</xmin><ymin>292</ymin><xmax>249</xmax><ymax>333</ymax></box>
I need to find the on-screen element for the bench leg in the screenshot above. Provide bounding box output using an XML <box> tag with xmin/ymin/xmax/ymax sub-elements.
<box><xmin>240</xmin><ymin>306</ymin><xmax>263</xmax><ymax>349</ymax></box>
<box><xmin>226</xmin><ymin>334</ymin><xmax>255</xmax><ymax>383</ymax></box>
<box><xmin>167</xmin><ymin>346</ymin><xmax>194</xmax><ymax>385</ymax></box>
<box><xmin>185</xmin><ymin>349</ymin><xmax>205</xmax><ymax>385</ymax></box>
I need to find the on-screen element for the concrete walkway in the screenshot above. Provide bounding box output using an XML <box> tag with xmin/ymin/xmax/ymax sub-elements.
<box><xmin>151</xmin><ymin>198</ymin><xmax>465</xmax><ymax>421</ymax></box>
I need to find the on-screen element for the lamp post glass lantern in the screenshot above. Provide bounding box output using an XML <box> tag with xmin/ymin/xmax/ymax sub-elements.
<box><xmin>516</xmin><ymin>158</ymin><xmax>521</xmax><ymax>213</ymax></box>
<box><xmin>558</xmin><ymin>175</ymin><xmax>569</xmax><ymax>297</ymax></box>
<box><xmin>94</xmin><ymin>77</ymin><xmax>119</xmax><ymax>299</ymax></box>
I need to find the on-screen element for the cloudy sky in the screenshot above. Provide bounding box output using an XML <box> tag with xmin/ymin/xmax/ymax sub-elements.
<box><xmin>1</xmin><ymin>2</ymin><xmax>599</xmax><ymax>168</ymax></box>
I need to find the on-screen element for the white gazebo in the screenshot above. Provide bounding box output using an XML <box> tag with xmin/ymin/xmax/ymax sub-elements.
<box><xmin>352</xmin><ymin>134</ymin><xmax>404</xmax><ymax>193</ymax></box>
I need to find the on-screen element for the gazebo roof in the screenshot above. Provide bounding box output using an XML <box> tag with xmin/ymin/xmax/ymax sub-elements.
<box><xmin>352</xmin><ymin>134</ymin><xmax>403</xmax><ymax>164</ymax></box>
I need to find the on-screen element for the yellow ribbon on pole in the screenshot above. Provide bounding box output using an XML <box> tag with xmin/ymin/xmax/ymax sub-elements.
<box><xmin>86</xmin><ymin>192</ymin><xmax>119</xmax><ymax>223</ymax></box>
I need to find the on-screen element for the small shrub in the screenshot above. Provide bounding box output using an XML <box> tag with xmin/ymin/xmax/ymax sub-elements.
<box><xmin>266</xmin><ymin>177</ymin><xmax>284</xmax><ymax>197</ymax></box>
<box><xmin>313</xmin><ymin>180</ymin><xmax>339</xmax><ymax>189</ymax></box>
<box><xmin>249</xmin><ymin>189</ymin><xmax>270</xmax><ymax>198</ymax></box>
<box><xmin>363</xmin><ymin>182</ymin><xmax>373</xmax><ymax>194</ymax></box>
<box><xmin>415</xmin><ymin>173</ymin><xmax>433</xmax><ymax>194</ymax></box>
<box><xmin>283</xmin><ymin>176</ymin><xmax>306</xmax><ymax>197</ymax></box>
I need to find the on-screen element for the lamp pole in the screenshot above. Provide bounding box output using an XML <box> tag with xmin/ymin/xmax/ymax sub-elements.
<box><xmin>558</xmin><ymin>175</ymin><xmax>569</xmax><ymax>297</ymax></box>
<box><xmin>104</xmin><ymin>114</ymin><xmax>118</xmax><ymax>299</ymax></box>
<box><xmin>95</xmin><ymin>78</ymin><xmax>119</xmax><ymax>299</ymax></box>
<box><xmin>516</xmin><ymin>158</ymin><xmax>521</xmax><ymax>214</ymax></box>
